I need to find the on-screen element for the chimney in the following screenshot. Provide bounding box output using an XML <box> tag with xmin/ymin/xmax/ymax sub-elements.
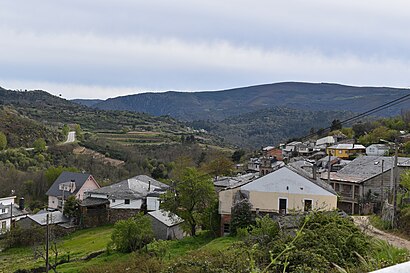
<box><xmin>148</xmin><ymin>180</ymin><xmax>151</xmax><ymax>192</ymax></box>
<box><xmin>19</xmin><ymin>197</ymin><xmax>25</xmax><ymax>210</ymax></box>
<box><xmin>312</xmin><ymin>163</ymin><xmax>317</xmax><ymax>180</ymax></box>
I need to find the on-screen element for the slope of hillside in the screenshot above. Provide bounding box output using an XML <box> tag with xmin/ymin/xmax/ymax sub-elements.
<box><xmin>190</xmin><ymin>107</ymin><xmax>355</xmax><ymax>148</ymax></box>
<box><xmin>91</xmin><ymin>82</ymin><xmax>410</xmax><ymax>121</ymax></box>
<box><xmin>0</xmin><ymin>106</ymin><xmax>62</xmax><ymax>148</ymax></box>
<box><xmin>72</xmin><ymin>99</ymin><xmax>103</xmax><ymax>107</ymax></box>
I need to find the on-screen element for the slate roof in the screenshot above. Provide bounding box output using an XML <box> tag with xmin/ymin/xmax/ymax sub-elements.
<box><xmin>214</xmin><ymin>173</ymin><xmax>259</xmax><ymax>189</ymax></box>
<box><xmin>328</xmin><ymin>144</ymin><xmax>366</xmax><ymax>150</ymax></box>
<box><xmin>241</xmin><ymin>166</ymin><xmax>336</xmax><ymax>196</ymax></box>
<box><xmin>328</xmin><ymin>155</ymin><xmax>410</xmax><ymax>183</ymax></box>
<box><xmin>28</xmin><ymin>211</ymin><xmax>69</xmax><ymax>226</ymax></box>
<box><xmin>0</xmin><ymin>204</ymin><xmax>28</xmax><ymax>220</ymax></box>
<box><xmin>89</xmin><ymin>175</ymin><xmax>169</xmax><ymax>200</ymax></box>
<box><xmin>46</xmin><ymin>171</ymin><xmax>94</xmax><ymax>197</ymax></box>
<box><xmin>80</xmin><ymin>197</ymin><xmax>110</xmax><ymax>207</ymax></box>
<box><xmin>148</xmin><ymin>210</ymin><xmax>184</xmax><ymax>227</ymax></box>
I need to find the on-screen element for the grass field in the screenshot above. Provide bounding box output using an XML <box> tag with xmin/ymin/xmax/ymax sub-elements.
<box><xmin>1</xmin><ymin>227</ymin><xmax>238</xmax><ymax>273</ymax></box>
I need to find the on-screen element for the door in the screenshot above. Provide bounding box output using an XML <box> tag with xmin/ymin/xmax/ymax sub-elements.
<box><xmin>279</xmin><ymin>198</ymin><xmax>287</xmax><ymax>214</ymax></box>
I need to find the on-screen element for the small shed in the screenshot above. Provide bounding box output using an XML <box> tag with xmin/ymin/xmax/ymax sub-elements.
<box><xmin>147</xmin><ymin>210</ymin><xmax>184</xmax><ymax>240</ymax></box>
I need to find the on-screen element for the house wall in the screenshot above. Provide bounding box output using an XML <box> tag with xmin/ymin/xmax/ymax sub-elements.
<box><xmin>218</xmin><ymin>188</ymin><xmax>240</xmax><ymax>214</ymax></box>
<box><xmin>167</xmin><ymin>224</ymin><xmax>184</xmax><ymax>240</ymax></box>
<box><xmin>109</xmin><ymin>199</ymin><xmax>142</xmax><ymax>209</ymax></box>
<box><xmin>327</xmin><ymin>148</ymin><xmax>365</xmax><ymax>159</ymax></box>
<box><xmin>147</xmin><ymin>197</ymin><xmax>160</xmax><ymax>211</ymax></box>
<box><xmin>77</xmin><ymin>177</ymin><xmax>100</xmax><ymax>201</ymax></box>
<box><xmin>149</xmin><ymin>215</ymin><xmax>169</xmax><ymax>240</ymax></box>
<box><xmin>48</xmin><ymin>196</ymin><xmax>59</xmax><ymax>209</ymax></box>
<box><xmin>247</xmin><ymin>192</ymin><xmax>337</xmax><ymax>213</ymax></box>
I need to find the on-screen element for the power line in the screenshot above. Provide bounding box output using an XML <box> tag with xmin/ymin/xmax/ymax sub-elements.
<box><xmin>300</xmin><ymin>93</ymin><xmax>410</xmax><ymax>141</ymax></box>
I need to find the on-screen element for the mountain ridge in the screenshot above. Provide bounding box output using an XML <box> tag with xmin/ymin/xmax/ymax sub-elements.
<box><xmin>73</xmin><ymin>82</ymin><xmax>410</xmax><ymax>121</ymax></box>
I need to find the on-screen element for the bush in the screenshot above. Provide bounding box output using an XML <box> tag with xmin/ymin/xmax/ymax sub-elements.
<box><xmin>4</xmin><ymin>225</ymin><xmax>45</xmax><ymax>248</ymax></box>
<box><xmin>110</xmin><ymin>213</ymin><xmax>154</xmax><ymax>253</ymax></box>
<box><xmin>230</xmin><ymin>199</ymin><xmax>253</xmax><ymax>235</ymax></box>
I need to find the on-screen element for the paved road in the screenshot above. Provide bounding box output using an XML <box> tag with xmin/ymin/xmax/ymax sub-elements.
<box><xmin>353</xmin><ymin>216</ymin><xmax>410</xmax><ymax>251</ymax></box>
<box><xmin>65</xmin><ymin>131</ymin><xmax>76</xmax><ymax>144</ymax></box>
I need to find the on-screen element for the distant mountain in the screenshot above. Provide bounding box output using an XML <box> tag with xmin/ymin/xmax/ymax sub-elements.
<box><xmin>72</xmin><ymin>99</ymin><xmax>103</xmax><ymax>107</ymax></box>
<box><xmin>90</xmin><ymin>82</ymin><xmax>410</xmax><ymax>121</ymax></box>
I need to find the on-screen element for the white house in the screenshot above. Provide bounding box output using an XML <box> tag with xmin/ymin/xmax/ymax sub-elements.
<box><xmin>46</xmin><ymin>172</ymin><xmax>100</xmax><ymax>210</ymax></box>
<box><xmin>0</xmin><ymin>196</ymin><xmax>28</xmax><ymax>234</ymax></box>
<box><xmin>366</xmin><ymin>144</ymin><xmax>389</xmax><ymax>156</ymax></box>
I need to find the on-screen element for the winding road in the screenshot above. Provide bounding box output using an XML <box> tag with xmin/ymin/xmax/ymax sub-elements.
<box><xmin>64</xmin><ymin>131</ymin><xmax>76</xmax><ymax>144</ymax></box>
<box><xmin>352</xmin><ymin>216</ymin><xmax>410</xmax><ymax>251</ymax></box>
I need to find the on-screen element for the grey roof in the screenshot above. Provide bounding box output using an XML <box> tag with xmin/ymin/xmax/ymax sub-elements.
<box><xmin>89</xmin><ymin>175</ymin><xmax>169</xmax><ymax>199</ymax></box>
<box><xmin>328</xmin><ymin>144</ymin><xmax>366</xmax><ymax>150</ymax></box>
<box><xmin>28</xmin><ymin>211</ymin><xmax>69</xmax><ymax>226</ymax></box>
<box><xmin>328</xmin><ymin>155</ymin><xmax>410</xmax><ymax>183</ymax></box>
<box><xmin>214</xmin><ymin>173</ymin><xmax>259</xmax><ymax>189</ymax></box>
<box><xmin>0</xmin><ymin>204</ymin><xmax>28</xmax><ymax>220</ymax></box>
<box><xmin>241</xmin><ymin>166</ymin><xmax>336</xmax><ymax>196</ymax></box>
<box><xmin>148</xmin><ymin>210</ymin><xmax>184</xmax><ymax>227</ymax></box>
<box><xmin>80</xmin><ymin>197</ymin><xmax>110</xmax><ymax>207</ymax></box>
<box><xmin>46</xmin><ymin>171</ymin><xmax>94</xmax><ymax>197</ymax></box>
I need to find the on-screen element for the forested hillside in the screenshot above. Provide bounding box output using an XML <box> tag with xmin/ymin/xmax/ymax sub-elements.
<box><xmin>0</xmin><ymin>106</ymin><xmax>62</xmax><ymax>148</ymax></box>
<box><xmin>86</xmin><ymin>82</ymin><xmax>410</xmax><ymax>121</ymax></box>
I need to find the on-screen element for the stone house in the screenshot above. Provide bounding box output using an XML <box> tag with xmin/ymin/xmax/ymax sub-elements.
<box><xmin>147</xmin><ymin>210</ymin><xmax>184</xmax><ymax>240</ymax></box>
<box><xmin>324</xmin><ymin>155</ymin><xmax>410</xmax><ymax>214</ymax></box>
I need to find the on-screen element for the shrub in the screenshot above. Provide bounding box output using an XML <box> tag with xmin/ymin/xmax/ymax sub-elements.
<box><xmin>230</xmin><ymin>199</ymin><xmax>253</xmax><ymax>235</ymax></box>
<box><xmin>110</xmin><ymin>213</ymin><xmax>154</xmax><ymax>253</ymax></box>
<box><xmin>4</xmin><ymin>225</ymin><xmax>45</xmax><ymax>248</ymax></box>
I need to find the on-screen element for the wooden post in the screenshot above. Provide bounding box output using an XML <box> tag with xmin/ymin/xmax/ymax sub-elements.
<box><xmin>392</xmin><ymin>141</ymin><xmax>399</xmax><ymax>228</ymax></box>
<box><xmin>46</xmin><ymin>213</ymin><xmax>49</xmax><ymax>273</ymax></box>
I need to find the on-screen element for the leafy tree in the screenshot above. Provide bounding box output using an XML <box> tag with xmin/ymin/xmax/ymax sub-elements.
<box><xmin>161</xmin><ymin>167</ymin><xmax>216</xmax><ymax>236</ymax></box>
<box><xmin>111</xmin><ymin>213</ymin><xmax>154</xmax><ymax>253</ymax></box>
<box><xmin>33</xmin><ymin>138</ymin><xmax>47</xmax><ymax>152</ymax></box>
<box><xmin>0</xmin><ymin>132</ymin><xmax>7</xmax><ymax>150</ymax></box>
<box><xmin>44</xmin><ymin>166</ymin><xmax>79</xmax><ymax>186</ymax></box>
<box><xmin>330</xmin><ymin>119</ymin><xmax>342</xmax><ymax>131</ymax></box>
<box><xmin>230</xmin><ymin>199</ymin><xmax>253</xmax><ymax>235</ymax></box>
<box><xmin>403</xmin><ymin>141</ymin><xmax>410</xmax><ymax>155</ymax></box>
<box><xmin>62</xmin><ymin>124</ymin><xmax>69</xmax><ymax>136</ymax></box>
<box><xmin>231</xmin><ymin>149</ymin><xmax>245</xmax><ymax>163</ymax></box>
<box><xmin>202</xmin><ymin>156</ymin><xmax>234</xmax><ymax>178</ymax></box>
<box><xmin>74</xmin><ymin>124</ymin><xmax>83</xmax><ymax>141</ymax></box>
<box><xmin>63</xmin><ymin>195</ymin><xmax>80</xmax><ymax>218</ymax></box>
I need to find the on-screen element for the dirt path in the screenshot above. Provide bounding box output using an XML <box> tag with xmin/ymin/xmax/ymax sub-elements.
<box><xmin>352</xmin><ymin>216</ymin><xmax>410</xmax><ymax>251</ymax></box>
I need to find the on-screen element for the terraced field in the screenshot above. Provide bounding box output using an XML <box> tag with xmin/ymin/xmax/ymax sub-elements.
<box><xmin>95</xmin><ymin>130</ymin><xmax>181</xmax><ymax>146</ymax></box>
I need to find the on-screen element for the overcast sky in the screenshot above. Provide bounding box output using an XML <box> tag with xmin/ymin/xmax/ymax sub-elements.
<box><xmin>1</xmin><ymin>0</ymin><xmax>410</xmax><ymax>99</ymax></box>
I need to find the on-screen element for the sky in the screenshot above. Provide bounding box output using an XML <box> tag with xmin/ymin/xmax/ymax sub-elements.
<box><xmin>1</xmin><ymin>0</ymin><xmax>410</xmax><ymax>99</ymax></box>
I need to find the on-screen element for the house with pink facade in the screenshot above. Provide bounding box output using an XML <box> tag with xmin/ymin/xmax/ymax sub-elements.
<box><xmin>46</xmin><ymin>171</ymin><xmax>100</xmax><ymax>210</ymax></box>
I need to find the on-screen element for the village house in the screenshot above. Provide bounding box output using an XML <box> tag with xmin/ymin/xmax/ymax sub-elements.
<box><xmin>17</xmin><ymin>210</ymin><xmax>69</xmax><ymax>230</ymax></box>
<box><xmin>282</xmin><ymin>141</ymin><xmax>303</xmax><ymax>158</ymax></box>
<box><xmin>324</xmin><ymin>155</ymin><xmax>410</xmax><ymax>214</ymax></box>
<box><xmin>262</xmin><ymin>146</ymin><xmax>283</xmax><ymax>160</ymax></box>
<box><xmin>214</xmin><ymin>173</ymin><xmax>259</xmax><ymax>192</ymax></box>
<box><xmin>219</xmin><ymin>166</ymin><xmax>337</xmax><ymax>235</ymax></box>
<box><xmin>326</xmin><ymin>143</ymin><xmax>366</xmax><ymax>159</ymax></box>
<box><xmin>147</xmin><ymin>210</ymin><xmax>185</xmax><ymax>240</ymax></box>
<box><xmin>81</xmin><ymin>175</ymin><xmax>169</xmax><ymax>226</ymax></box>
<box><xmin>366</xmin><ymin>144</ymin><xmax>389</xmax><ymax>156</ymax></box>
<box><xmin>46</xmin><ymin>172</ymin><xmax>100</xmax><ymax>210</ymax></box>
<box><xmin>0</xmin><ymin>196</ymin><xmax>28</xmax><ymax>234</ymax></box>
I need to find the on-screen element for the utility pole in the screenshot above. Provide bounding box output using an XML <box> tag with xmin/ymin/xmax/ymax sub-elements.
<box><xmin>327</xmin><ymin>152</ymin><xmax>331</xmax><ymax>183</ymax></box>
<box><xmin>381</xmin><ymin>159</ymin><xmax>384</xmax><ymax>203</ymax></box>
<box><xmin>392</xmin><ymin>140</ymin><xmax>399</xmax><ymax>228</ymax></box>
<box><xmin>46</xmin><ymin>213</ymin><xmax>50</xmax><ymax>273</ymax></box>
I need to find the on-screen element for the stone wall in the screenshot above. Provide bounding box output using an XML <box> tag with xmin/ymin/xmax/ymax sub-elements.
<box><xmin>108</xmin><ymin>208</ymin><xmax>140</xmax><ymax>224</ymax></box>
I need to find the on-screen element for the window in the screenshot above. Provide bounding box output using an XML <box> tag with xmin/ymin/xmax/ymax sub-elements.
<box><xmin>124</xmin><ymin>199</ymin><xmax>130</xmax><ymax>205</ymax></box>
<box><xmin>1</xmin><ymin>221</ymin><xmax>6</xmax><ymax>231</ymax></box>
<box><xmin>112</xmin><ymin>199</ymin><xmax>116</xmax><ymax>203</ymax></box>
<box><xmin>223</xmin><ymin>224</ymin><xmax>230</xmax><ymax>235</ymax></box>
<box><xmin>304</xmin><ymin>200</ymin><xmax>313</xmax><ymax>212</ymax></box>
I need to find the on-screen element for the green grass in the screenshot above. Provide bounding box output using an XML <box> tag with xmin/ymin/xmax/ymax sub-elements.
<box><xmin>1</xmin><ymin>227</ymin><xmax>239</xmax><ymax>273</ymax></box>
<box><xmin>0</xmin><ymin>225</ymin><xmax>114</xmax><ymax>273</ymax></box>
